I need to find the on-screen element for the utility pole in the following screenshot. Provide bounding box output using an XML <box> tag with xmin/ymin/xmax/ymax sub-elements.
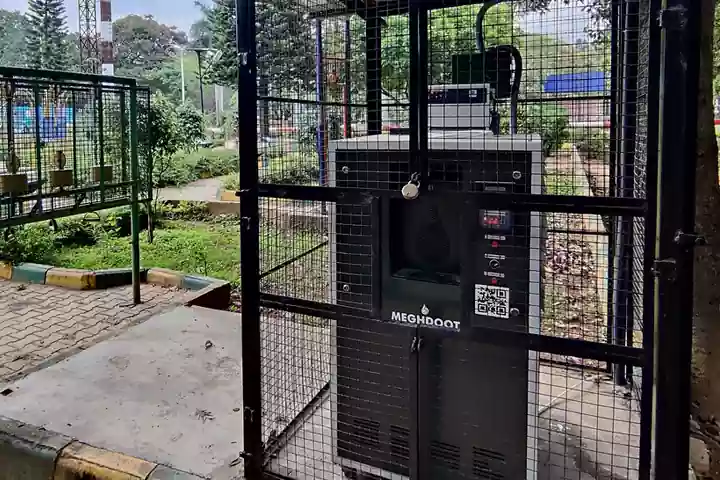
<box><xmin>78</xmin><ymin>0</ymin><xmax>99</xmax><ymax>73</ymax></box>
<box><xmin>190</xmin><ymin>48</ymin><xmax>209</xmax><ymax>114</ymax></box>
<box><xmin>99</xmin><ymin>0</ymin><xmax>114</xmax><ymax>75</ymax></box>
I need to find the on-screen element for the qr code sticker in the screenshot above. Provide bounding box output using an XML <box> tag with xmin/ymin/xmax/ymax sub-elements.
<box><xmin>475</xmin><ymin>284</ymin><xmax>510</xmax><ymax>319</ymax></box>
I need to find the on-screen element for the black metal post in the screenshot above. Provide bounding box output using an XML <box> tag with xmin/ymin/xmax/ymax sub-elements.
<box><xmin>195</xmin><ymin>50</ymin><xmax>206</xmax><ymax>115</ymax></box>
<box><xmin>235</xmin><ymin>0</ymin><xmax>262</xmax><ymax>477</ymax></box>
<box><xmin>612</xmin><ymin>0</ymin><xmax>639</xmax><ymax>387</ymax></box>
<box><xmin>408</xmin><ymin>7</ymin><xmax>428</xmax><ymax>181</ymax></box>
<box><xmin>344</xmin><ymin>19</ymin><xmax>352</xmax><ymax>138</ymax></box>
<box><xmin>605</xmin><ymin>0</ymin><xmax>621</xmax><ymax>363</ymax></box>
<box><xmin>366</xmin><ymin>14</ymin><xmax>382</xmax><ymax>135</ymax></box>
<box><xmin>638</xmin><ymin>0</ymin><xmax>662</xmax><ymax>475</ymax></box>
<box><xmin>654</xmin><ymin>0</ymin><xmax>701</xmax><ymax>477</ymax></box>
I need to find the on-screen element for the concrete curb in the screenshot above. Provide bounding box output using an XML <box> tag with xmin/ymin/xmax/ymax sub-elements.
<box><xmin>46</xmin><ymin>267</ymin><xmax>97</xmax><ymax>290</ymax></box>
<box><xmin>0</xmin><ymin>263</ymin><xmax>232</xmax><ymax>310</ymax></box>
<box><xmin>0</xmin><ymin>261</ymin><xmax>11</xmax><ymax>280</ymax></box>
<box><xmin>11</xmin><ymin>263</ymin><xmax>52</xmax><ymax>285</ymax></box>
<box><xmin>0</xmin><ymin>416</ymin><xmax>206</xmax><ymax>480</ymax></box>
<box><xmin>1</xmin><ymin>264</ymin><xmax>221</xmax><ymax>292</ymax></box>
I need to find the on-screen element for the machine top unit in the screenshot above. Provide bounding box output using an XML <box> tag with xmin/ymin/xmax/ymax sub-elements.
<box><xmin>329</xmin><ymin>131</ymin><xmax>542</xmax><ymax>152</ymax></box>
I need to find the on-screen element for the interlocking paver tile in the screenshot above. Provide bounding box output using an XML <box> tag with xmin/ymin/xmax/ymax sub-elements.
<box><xmin>0</xmin><ymin>280</ymin><xmax>189</xmax><ymax>381</ymax></box>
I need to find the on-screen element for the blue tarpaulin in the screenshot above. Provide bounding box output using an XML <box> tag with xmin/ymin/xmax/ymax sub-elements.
<box><xmin>0</xmin><ymin>106</ymin><xmax>72</xmax><ymax>142</ymax></box>
<box><xmin>543</xmin><ymin>71</ymin><xmax>606</xmax><ymax>94</ymax></box>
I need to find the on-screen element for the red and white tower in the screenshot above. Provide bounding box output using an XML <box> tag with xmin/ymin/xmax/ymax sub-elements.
<box><xmin>99</xmin><ymin>0</ymin><xmax>114</xmax><ymax>76</ymax></box>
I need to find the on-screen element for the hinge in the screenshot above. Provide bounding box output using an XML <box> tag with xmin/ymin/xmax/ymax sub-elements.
<box><xmin>652</xmin><ymin>258</ymin><xmax>677</xmax><ymax>279</ymax></box>
<box><xmin>658</xmin><ymin>6</ymin><xmax>687</xmax><ymax>31</ymax></box>
<box><xmin>240</xmin><ymin>216</ymin><xmax>253</xmax><ymax>231</ymax></box>
<box><xmin>244</xmin><ymin>406</ymin><xmax>255</xmax><ymax>423</ymax></box>
<box><xmin>674</xmin><ymin>230</ymin><xmax>706</xmax><ymax>248</ymax></box>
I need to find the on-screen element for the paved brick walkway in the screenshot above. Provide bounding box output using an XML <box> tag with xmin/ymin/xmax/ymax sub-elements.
<box><xmin>0</xmin><ymin>280</ymin><xmax>189</xmax><ymax>382</ymax></box>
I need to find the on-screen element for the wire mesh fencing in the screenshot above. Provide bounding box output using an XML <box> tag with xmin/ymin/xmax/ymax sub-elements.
<box><xmin>242</xmin><ymin>0</ymin><xmax>658</xmax><ymax>479</ymax></box>
<box><xmin>0</xmin><ymin>68</ymin><xmax>151</xmax><ymax>228</ymax></box>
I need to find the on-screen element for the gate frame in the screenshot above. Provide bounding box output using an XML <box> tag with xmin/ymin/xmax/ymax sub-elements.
<box><xmin>653</xmin><ymin>0</ymin><xmax>703</xmax><ymax>477</ymax></box>
<box><xmin>233</xmin><ymin>0</ymin><xmax>702</xmax><ymax>478</ymax></box>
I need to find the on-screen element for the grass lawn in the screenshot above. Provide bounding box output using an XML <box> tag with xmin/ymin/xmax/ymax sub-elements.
<box><xmin>53</xmin><ymin>219</ymin><xmax>325</xmax><ymax>285</ymax></box>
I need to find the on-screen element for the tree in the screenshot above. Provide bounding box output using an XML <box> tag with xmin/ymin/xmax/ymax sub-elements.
<box><xmin>691</xmin><ymin>0</ymin><xmax>720</xmax><ymax>477</ymax></box>
<box><xmin>0</xmin><ymin>10</ymin><xmax>29</xmax><ymax>68</ymax></box>
<box><xmin>24</xmin><ymin>0</ymin><xmax>70</xmax><ymax>70</ymax></box>
<box><xmin>113</xmin><ymin>15</ymin><xmax>188</xmax><ymax>78</ymax></box>
<box><xmin>176</xmin><ymin>103</ymin><xmax>205</xmax><ymax>151</ymax></box>
<box><xmin>189</xmin><ymin>1</ymin><xmax>213</xmax><ymax>49</ymax></box>
<box><xmin>204</xmin><ymin>0</ymin><xmax>237</xmax><ymax>87</ymax></box>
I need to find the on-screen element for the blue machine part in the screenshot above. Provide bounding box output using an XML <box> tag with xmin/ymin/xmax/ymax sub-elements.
<box><xmin>543</xmin><ymin>71</ymin><xmax>607</xmax><ymax>94</ymax></box>
<box><xmin>1</xmin><ymin>106</ymin><xmax>73</xmax><ymax>141</ymax></box>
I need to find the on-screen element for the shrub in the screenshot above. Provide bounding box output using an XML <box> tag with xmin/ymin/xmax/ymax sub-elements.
<box><xmin>52</xmin><ymin>219</ymin><xmax>104</xmax><ymax>247</ymax></box>
<box><xmin>222</xmin><ymin>174</ymin><xmax>239</xmax><ymax>191</ymax></box>
<box><xmin>176</xmin><ymin>103</ymin><xmax>205</xmax><ymax>151</ymax></box>
<box><xmin>573</xmin><ymin>128</ymin><xmax>609</xmax><ymax>163</ymax></box>
<box><xmin>501</xmin><ymin>103</ymin><xmax>571</xmax><ymax>157</ymax></box>
<box><xmin>158</xmin><ymin>148</ymin><xmax>239</xmax><ymax>187</ymax></box>
<box><xmin>160</xmin><ymin>201</ymin><xmax>212</xmax><ymax>221</ymax></box>
<box><xmin>0</xmin><ymin>226</ymin><xmax>56</xmax><ymax>264</ymax></box>
<box><xmin>261</xmin><ymin>152</ymin><xmax>320</xmax><ymax>185</ymax></box>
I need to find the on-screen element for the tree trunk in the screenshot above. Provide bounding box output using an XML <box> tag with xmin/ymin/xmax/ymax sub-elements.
<box><xmin>692</xmin><ymin>0</ymin><xmax>720</xmax><ymax>477</ymax></box>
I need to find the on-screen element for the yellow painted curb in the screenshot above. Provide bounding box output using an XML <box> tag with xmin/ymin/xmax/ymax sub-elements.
<box><xmin>46</xmin><ymin>267</ymin><xmax>96</xmax><ymax>290</ymax></box>
<box><xmin>147</xmin><ymin>268</ymin><xmax>184</xmax><ymax>288</ymax></box>
<box><xmin>219</xmin><ymin>190</ymin><xmax>238</xmax><ymax>202</ymax></box>
<box><xmin>0</xmin><ymin>261</ymin><xmax>11</xmax><ymax>280</ymax></box>
<box><xmin>54</xmin><ymin>442</ymin><xmax>157</xmax><ymax>480</ymax></box>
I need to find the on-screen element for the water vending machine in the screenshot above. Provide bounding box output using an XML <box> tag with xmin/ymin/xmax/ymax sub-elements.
<box><xmin>328</xmin><ymin>88</ymin><xmax>543</xmax><ymax>480</ymax></box>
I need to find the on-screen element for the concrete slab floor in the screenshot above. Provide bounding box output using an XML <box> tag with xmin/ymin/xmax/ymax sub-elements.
<box><xmin>0</xmin><ymin>280</ymin><xmax>189</xmax><ymax>382</ymax></box>
<box><xmin>0</xmin><ymin>304</ymin><xmax>639</xmax><ymax>480</ymax></box>
<box><xmin>0</xmin><ymin>305</ymin><xmax>245</xmax><ymax>479</ymax></box>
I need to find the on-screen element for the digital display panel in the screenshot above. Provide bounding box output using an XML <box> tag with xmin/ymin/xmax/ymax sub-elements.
<box><xmin>480</xmin><ymin>209</ymin><xmax>512</xmax><ymax>231</ymax></box>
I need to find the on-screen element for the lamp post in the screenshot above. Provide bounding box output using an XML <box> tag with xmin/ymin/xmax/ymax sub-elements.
<box><xmin>189</xmin><ymin>47</ymin><xmax>213</xmax><ymax>115</ymax></box>
<box><xmin>170</xmin><ymin>44</ymin><xmax>187</xmax><ymax>104</ymax></box>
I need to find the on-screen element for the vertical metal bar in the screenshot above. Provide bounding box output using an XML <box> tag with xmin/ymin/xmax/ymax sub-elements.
<box><xmin>316</xmin><ymin>19</ymin><xmax>326</xmax><ymax>186</ymax></box>
<box><xmin>653</xmin><ymin>0</ymin><xmax>701</xmax><ymax>477</ymax></box>
<box><xmin>605</xmin><ymin>0</ymin><xmax>621</xmax><ymax>358</ymax></box>
<box><xmin>71</xmin><ymin>91</ymin><xmax>78</xmax><ymax>188</ymax></box>
<box><xmin>5</xmin><ymin>82</ymin><xmax>15</xmax><ymax>218</ymax></box>
<box><xmin>408</xmin><ymin>7</ymin><xmax>428</xmax><ymax>479</ymax></box>
<box><xmin>97</xmin><ymin>84</ymin><xmax>105</xmax><ymax>203</ymax></box>
<box><xmin>612</xmin><ymin>0</ymin><xmax>640</xmax><ymax>387</ymax></box>
<box><xmin>120</xmin><ymin>89</ymin><xmax>128</xmax><ymax>184</ymax></box>
<box><xmin>344</xmin><ymin>19</ymin><xmax>352</xmax><ymax>139</ymax></box>
<box><xmin>129</xmin><ymin>86</ymin><xmax>141</xmax><ymax>305</ymax></box>
<box><xmin>417</xmin><ymin>10</ymin><xmax>428</xmax><ymax>187</ymax></box>
<box><xmin>236</xmin><ymin>0</ymin><xmax>262</xmax><ymax>477</ymax></box>
<box><xmin>366</xmin><ymin>15</ymin><xmax>382</xmax><ymax>135</ymax></box>
<box><xmin>196</xmin><ymin>50</ymin><xmax>206</xmax><ymax>115</ymax></box>
<box><xmin>409</xmin><ymin>8</ymin><xmax>420</xmax><ymax>177</ymax></box>
<box><xmin>33</xmin><ymin>86</ymin><xmax>43</xmax><ymax>213</ymax></box>
<box><xmin>638</xmin><ymin>0</ymin><xmax>662</xmax><ymax>474</ymax></box>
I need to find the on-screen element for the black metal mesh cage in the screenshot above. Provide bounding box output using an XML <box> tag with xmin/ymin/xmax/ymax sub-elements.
<box><xmin>244</xmin><ymin>0</ymin><xmax>660</xmax><ymax>478</ymax></box>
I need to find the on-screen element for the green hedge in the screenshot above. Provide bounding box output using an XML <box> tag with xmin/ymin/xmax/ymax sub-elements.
<box><xmin>158</xmin><ymin>148</ymin><xmax>239</xmax><ymax>187</ymax></box>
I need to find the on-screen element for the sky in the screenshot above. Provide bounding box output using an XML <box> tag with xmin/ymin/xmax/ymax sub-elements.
<box><xmin>0</xmin><ymin>0</ymin><xmax>589</xmax><ymax>42</ymax></box>
<box><xmin>0</xmin><ymin>0</ymin><xmax>205</xmax><ymax>32</ymax></box>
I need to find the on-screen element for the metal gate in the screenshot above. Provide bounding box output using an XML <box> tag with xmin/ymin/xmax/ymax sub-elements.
<box><xmin>234</xmin><ymin>0</ymin><xmax>701</xmax><ymax>478</ymax></box>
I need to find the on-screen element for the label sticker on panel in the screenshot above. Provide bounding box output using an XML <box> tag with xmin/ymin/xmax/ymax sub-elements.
<box><xmin>474</xmin><ymin>284</ymin><xmax>510</xmax><ymax>319</ymax></box>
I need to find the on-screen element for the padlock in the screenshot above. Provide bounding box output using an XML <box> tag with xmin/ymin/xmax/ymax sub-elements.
<box><xmin>401</xmin><ymin>181</ymin><xmax>420</xmax><ymax>200</ymax></box>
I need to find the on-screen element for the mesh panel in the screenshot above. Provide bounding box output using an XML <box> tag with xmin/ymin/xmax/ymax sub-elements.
<box><xmin>248</xmin><ymin>1</ymin><xmax>655</xmax><ymax>479</ymax></box>
<box><xmin>0</xmin><ymin>70</ymin><xmax>150</xmax><ymax>227</ymax></box>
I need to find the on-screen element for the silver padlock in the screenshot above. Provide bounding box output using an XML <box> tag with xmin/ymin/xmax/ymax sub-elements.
<box><xmin>402</xmin><ymin>181</ymin><xmax>420</xmax><ymax>200</ymax></box>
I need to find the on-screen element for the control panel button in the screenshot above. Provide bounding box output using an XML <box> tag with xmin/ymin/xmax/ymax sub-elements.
<box><xmin>489</xmin><ymin>259</ymin><xmax>500</xmax><ymax>269</ymax></box>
